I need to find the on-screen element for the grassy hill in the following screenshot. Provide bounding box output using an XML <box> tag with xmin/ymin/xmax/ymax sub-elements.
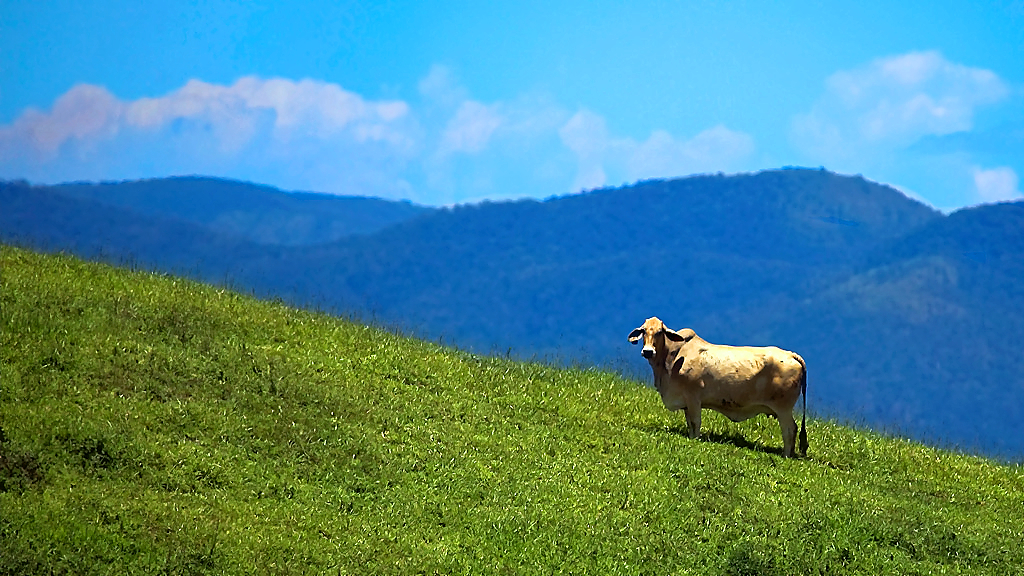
<box><xmin>1</xmin><ymin>245</ymin><xmax>1022</xmax><ymax>575</ymax></box>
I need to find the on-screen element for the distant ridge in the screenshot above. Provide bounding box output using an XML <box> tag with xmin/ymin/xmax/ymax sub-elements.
<box><xmin>0</xmin><ymin>180</ymin><xmax>271</xmax><ymax>275</ymax></box>
<box><xmin>45</xmin><ymin>176</ymin><xmax>434</xmax><ymax>245</ymax></box>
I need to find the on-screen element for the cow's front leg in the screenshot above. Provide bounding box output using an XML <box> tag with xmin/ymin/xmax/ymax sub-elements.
<box><xmin>684</xmin><ymin>397</ymin><xmax>702</xmax><ymax>439</ymax></box>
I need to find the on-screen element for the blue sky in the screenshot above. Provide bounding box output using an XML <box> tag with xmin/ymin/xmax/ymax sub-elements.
<box><xmin>2</xmin><ymin>1</ymin><xmax>1023</xmax><ymax>208</ymax></box>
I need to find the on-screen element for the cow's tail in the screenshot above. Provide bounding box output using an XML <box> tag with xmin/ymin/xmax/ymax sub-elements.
<box><xmin>797</xmin><ymin>355</ymin><xmax>808</xmax><ymax>457</ymax></box>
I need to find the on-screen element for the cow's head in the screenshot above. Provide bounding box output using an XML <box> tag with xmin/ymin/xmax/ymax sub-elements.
<box><xmin>628</xmin><ymin>316</ymin><xmax>690</xmax><ymax>360</ymax></box>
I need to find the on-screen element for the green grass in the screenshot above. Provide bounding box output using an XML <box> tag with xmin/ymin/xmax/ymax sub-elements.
<box><xmin>1</xmin><ymin>244</ymin><xmax>1022</xmax><ymax>575</ymax></box>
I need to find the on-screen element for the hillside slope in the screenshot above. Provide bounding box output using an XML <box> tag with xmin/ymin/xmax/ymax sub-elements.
<box><xmin>2</xmin><ymin>246</ymin><xmax>1022</xmax><ymax>575</ymax></box>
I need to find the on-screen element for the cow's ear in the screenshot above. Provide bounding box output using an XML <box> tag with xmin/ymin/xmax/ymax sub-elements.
<box><xmin>663</xmin><ymin>329</ymin><xmax>685</xmax><ymax>342</ymax></box>
<box><xmin>628</xmin><ymin>328</ymin><xmax>643</xmax><ymax>344</ymax></box>
<box><xmin>664</xmin><ymin>328</ymin><xmax>694</xmax><ymax>342</ymax></box>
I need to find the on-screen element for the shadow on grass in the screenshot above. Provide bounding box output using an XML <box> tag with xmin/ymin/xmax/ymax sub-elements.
<box><xmin>651</xmin><ymin>423</ymin><xmax>786</xmax><ymax>457</ymax></box>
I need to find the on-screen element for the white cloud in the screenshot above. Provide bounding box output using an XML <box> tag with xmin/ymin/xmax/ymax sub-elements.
<box><xmin>0</xmin><ymin>77</ymin><xmax>417</xmax><ymax>196</ymax></box>
<box><xmin>2</xmin><ymin>77</ymin><xmax>412</xmax><ymax>157</ymax></box>
<box><xmin>1</xmin><ymin>69</ymin><xmax>757</xmax><ymax>204</ymax></box>
<box><xmin>0</xmin><ymin>84</ymin><xmax>123</xmax><ymax>157</ymax></box>
<box><xmin>559</xmin><ymin>110</ymin><xmax>610</xmax><ymax>157</ymax></box>
<box><xmin>793</xmin><ymin>51</ymin><xmax>1009</xmax><ymax>165</ymax></box>
<box><xmin>973</xmin><ymin>166</ymin><xmax>1022</xmax><ymax>203</ymax></box>
<box><xmin>558</xmin><ymin>110</ymin><xmax>755</xmax><ymax>191</ymax></box>
<box><xmin>438</xmin><ymin>100</ymin><xmax>504</xmax><ymax>155</ymax></box>
<box><xmin>417</xmin><ymin>64</ymin><xmax>468</xmax><ymax>108</ymax></box>
<box><xmin>627</xmin><ymin>125</ymin><xmax>754</xmax><ymax>181</ymax></box>
<box><xmin>128</xmin><ymin>77</ymin><xmax>411</xmax><ymax>148</ymax></box>
<box><xmin>416</xmin><ymin>71</ymin><xmax>574</xmax><ymax>203</ymax></box>
<box><xmin>434</xmin><ymin>87</ymin><xmax>570</xmax><ymax>160</ymax></box>
<box><xmin>558</xmin><ymin>110</ymin><xmax>612</xmax><ymax>191</ymax></box>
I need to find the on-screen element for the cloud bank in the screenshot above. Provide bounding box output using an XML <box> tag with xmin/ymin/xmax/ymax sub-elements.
<box><xmin>973</xmin><ymin>166</ymin><xmax>1022</xmax><ymax>203</ymax></box>
<box><xmin>0</xmin><ymin>70</ymin><xmax>755</xmax><ymax>204</ymax></box>
<box><xmin>0</xmin><ymin>78</ymin><xmax>417</xmax><ymax>197</ymax></box>
<box><xmin>2</xmin><ymin>53</ymin><xmax>1019</xmax><ymax>209</ymax></box>
<box><xmin>793</xmin><ymin>51</ymin><xmax>1008</xmax><ymax>162</ymax></box>
<box><xmin>558</xmin><ymin>110</ymin><xmax>754</xmax><ymax>192</ymax></box>
<box><xmin>791</xmin><ymin>50</ymin><xmax>1017</xmax><ymax>208</ymax></box>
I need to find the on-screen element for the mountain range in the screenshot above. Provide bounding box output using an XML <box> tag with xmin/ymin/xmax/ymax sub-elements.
<box><xmin>2</xmin><ymin>170</ymin><xmax>1021</xmax><ymax>458</ymax></box>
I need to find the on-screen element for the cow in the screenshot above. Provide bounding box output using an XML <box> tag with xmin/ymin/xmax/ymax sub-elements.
<box><xmin>629</xmin><ymin>316</ymin><xmax>808</xmax><ymax>457</ymax></box>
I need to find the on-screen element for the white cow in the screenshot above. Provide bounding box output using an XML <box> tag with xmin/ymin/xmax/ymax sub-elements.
<box><xmin>629</xmin><ymin>316</ymin><xmax>808</xmax><ymax>457</ymax></box>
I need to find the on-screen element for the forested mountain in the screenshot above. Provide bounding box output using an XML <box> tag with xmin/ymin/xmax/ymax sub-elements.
<box><xmin>3</xmin><ymin>169</ymin><xmax>1022</xmax><ymax>457</ymax></box>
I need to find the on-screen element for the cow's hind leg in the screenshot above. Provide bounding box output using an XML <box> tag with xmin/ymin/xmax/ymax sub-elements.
<box><xmin>778</xmin><ymin>410</ymin><xmax>797</xmax><ymax>458</ymax></box>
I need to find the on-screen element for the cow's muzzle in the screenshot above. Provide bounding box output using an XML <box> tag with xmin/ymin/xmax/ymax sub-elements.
<box><xmin>641</xmin><ymin>347</ymin><xmax>654</xmax><ymax>359</ymax></box>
